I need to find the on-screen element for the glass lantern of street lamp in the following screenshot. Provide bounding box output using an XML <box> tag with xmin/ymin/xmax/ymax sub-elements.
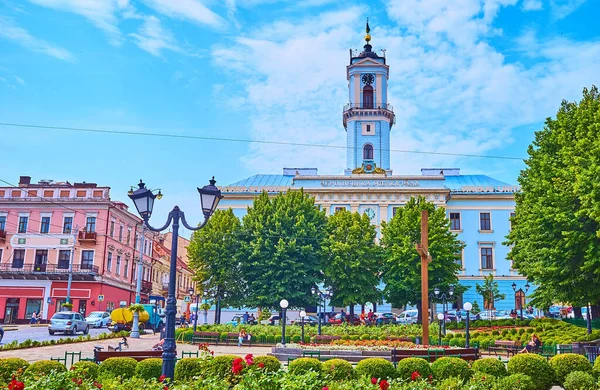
<box><xmin>311</xmin><ymin>287</ymin><xmax>317</xmax><ymax>295</ymax></box>
<box><xmin>463</xmin><ymin>302</ymin><xmax>472</xmax><ymax>312</ymax></box>
<box><xmin>197</xmin><ymin>177</ymin><xmax>223</xmax><ymax>219</ymax></box>
<box><xmin>525</xmin><ymin>282</ymin><xmax>530</xmax><ymax>292</ymax></box>
<box><xmin>188</xmin><ymin>287</ymin><xmax>194</xmax><ymax>296</ymax></box>
<box><xmin>280</xmin><ymin>299</ymin><xmax>289</xmax><ymax>309</ymax></box>
<box><xmin>128</xmin><ymin>180</ymin><xmax>157</xmax><ymax>219</ymax></box>
<box><xmin>449</xmin><ymin>286</ymin><xmax>454</xmax><ymax>296</ymax></box>
<box><xmin>511</xmin><ymin>282</ymin><xmax>517</xmax><ymax>291</ymax></box>
<box><xmin>300</xmin><ymin>310</ymin><xmax>306</xmax><ymax>318</ymax></box>
<box><xmin>437</xmin><ymin>313</ymin><xmax>444</xmax><ymax>321</ymax></box>
<box><xmin>434</xmin><ymin>287</ymin><xmax>440</xmax><ymax>296</ymax></box>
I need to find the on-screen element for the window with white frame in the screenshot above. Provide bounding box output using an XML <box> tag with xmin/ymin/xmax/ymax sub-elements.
<box><xmin>0</xmin><ymin>215</ymin><xmax>6</xmax><ymax>231</ymax></box>
<box><xmin>63</xmin><ymin>215</ymin><xmax>73</xmax><ymax>233</ymax></box>
<box><xmin>81</xmin><ymin>250</ymin><xmax>94</xmax><ymax>269</ymax></box>
<box><xmin>18</xmin><ymin>216</ymin><xmax>28</xmax><ymax>233</ymax></box>
<box><xmin>58</xmin><ymin>250</ymin><xmax>70</xmax><ymax>269</ymax></box>
<box><xmin>40</xmin><ymin>216</ymin><xmax>51</xmax><ymax>233</ymax></box>
<box><xmin>334</xmin><ymin>207</ymin><xmax>345</xmax><ymax>213</ymax></box>
<box><xmin>12</xmin><ymin>249</ymin><xmax>25</xmax><ymax>268</ymax></box>
<box><xmin>124</xmin><ymin>259</ymin><xmax>129</xmax><ymax>278</ymax></box>
<box><xmin>480</xmin><ymin>247</ymin><xmax>494</xmax><ymax>269</ymax></box>
<box><xmin>116</xmin><ymin>255</ymin><xmax>121</xmax><ymax>275</ymax></box>
<box><xmin>85</xmin><ymin>217</ymin><xmax>96</xmax><ymax>232</ymax></box>
<box><xmin>455</xmin><ymin>249</ymin><xmax>463</xmax><ymax>269</ymax></box>
<box><xmin>119</xmin><ymin>225</ymin><xmax>123</xmax><ymax>242</ymax></box>
<box><xmin>107</xmin><ymin>252</ymin><xmax>112</xmax><ymax>273</ymax></box>
<box><xmin>392</xmin><ymin>207</ymin><xmax>400</xmax><ymax>217</ymax></box>
<box><xmin>449</xmin><ymin>212</ymin><xmax>461</xmax><ymax>231</ymax></box>
<box><xmin>110</xmin><ymin>220</ymin><xmax>115</xmax><ymax>237</ymax></box>
<box><xmin>479</xmin><ymin>212</ymin><xmax>491</xmax><ymax>231</ymax></box>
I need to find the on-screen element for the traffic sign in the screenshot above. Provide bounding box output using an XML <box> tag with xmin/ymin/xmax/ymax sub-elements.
<box><xmin>98</xmin><ymin>295</ymin><xmax>105</xmax><ymax>302</ymax></box>
<box><xmin>184</xmin><ymin>296</ymin><xmax>191</xmax><ymax>303</ymax></box>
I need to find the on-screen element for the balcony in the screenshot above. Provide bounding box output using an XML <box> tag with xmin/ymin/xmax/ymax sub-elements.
<box><xmin>0</xmin><ymin>229</ymin><xmax>5</xmax><ymax>243</ymax></box>
<box><xmin>78</xmin><ymin>231</ymin><xmax>97</xmax><ymax>243</ymax></box>
<box><xmin>0</xmin><ymin>263</ymin><xmax>99</xmax><ymax>281</ymax></box>
<box><xmin>142</xmin><ymin>280</ymin><xmax>152</xmax><ymax>294</ymax></box>
<box><xmin>342</xmin><ymin>103</ymin><xmax>396</xmax><ymax>129</ymax></box>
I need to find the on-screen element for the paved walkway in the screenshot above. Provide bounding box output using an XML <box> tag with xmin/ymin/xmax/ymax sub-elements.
<box><xmin>0</xmin><ymin>333</ymin><xmax>272</xmax><ymax>363</ymax></box>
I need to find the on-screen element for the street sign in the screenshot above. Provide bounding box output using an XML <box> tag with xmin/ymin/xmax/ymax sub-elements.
<box><xmin>98</xmin><ymin>295</ymin><xmax>105</xmax><ymax>302</ymax></box>
<box><xmin>184</xmin><ymin>296</ymin><xmax>191</xmax><ymax>303</ymax></box>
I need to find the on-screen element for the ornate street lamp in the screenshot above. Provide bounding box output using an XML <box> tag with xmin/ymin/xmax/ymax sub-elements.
<box><xmin>437</xmin><ymin>313</ymin><xmax>444</xmax><ymax>346</ymax></box>
<box><xmin>312</xmin><ymin>287</ymin><xmax>331</xmax><ymax>335</ymax></box>
<box><xmin>463</xmin><ymin>302</ymin><xmax>472</xmax><ymax>348</ymax></box>
<box><xmin>280</xmin><ymin>299</ymin><xmax>289</xmax><ymax>345</ymax></box>
<box><xmin>512</xmin><ymin>282</ymin><xmax>530</xmax><ymax>319</ymax></box>
<box><xmin>128</xmin><ymin>178</ymin><xmax>222</xmax><ymax>380</ymax></box>
<box><xmin>431</xmin><ymin>286</ymin><xmax>454</xmax><ymax>335</ymax></box>
<box><xmin>299</xmin><ymin>310</ymin><xmax>306</xmax><ymax>344</ymax></box>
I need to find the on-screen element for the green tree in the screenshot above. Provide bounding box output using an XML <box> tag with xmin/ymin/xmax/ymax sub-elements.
<box><xmin>321</xmin><ymin>209</ymin><xmax>384</xmax><ymax>320</ymax></box>
<box><xmin>187</xmin><ymin>208</ymin><xmax>244</xmax><ymax>323</ymax></box>
<box><xmin>239</xmin><ymin>190</ymin><xmax>327</xmax><ymax>310</ymax></box>
<box><xmin>380</xmin><ymin>196</ymin><xmax>465</xmax><ymax>324</ymax></box>
<box><xmin>475</xmin><ymin>274</ymin><xmax>505</xmax><ymax>311</ymax></box>
<box><xmin>505</xmin><ymin>86</ymin><xmax>600</xmax><ymax>313</ymax></box>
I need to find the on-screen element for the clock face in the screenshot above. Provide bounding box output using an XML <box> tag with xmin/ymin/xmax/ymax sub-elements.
<box><xmin>364</xmin><ymin>208</ymin><xmax>376</xmax><ymax>221</ymax></box>
<box><xmin>362</xmin><ymin>73</ymin><xmax>374</xmax><ymax>85</ymax></box>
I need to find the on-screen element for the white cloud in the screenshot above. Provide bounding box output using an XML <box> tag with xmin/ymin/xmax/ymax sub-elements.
<box><xmin>0</xmin><ymin>17</ymin><xmax>75</xmax><ymax>62</ymax></box>
<box><xmin>140</xmin><ymin>0</ymin><xmax>224</xmax><ymax>28</ymax></box>
<box><xmin>550</xmin><ymin>0</ymin><xmax>587</xmax><ymax>20</ymax></box>
<box><xmin>14</xmin><ymin>76</ymin><xmax>26</xmax><ymax>86</ymax></box>
<box><xmin>27</xmin><ymin>0</ymin><xmax>134</xmax><ymax>45</ymax></box>
<box><xmin>522</xmin><ymin>0</ymin><xmax>543</xmax><ymax>10</ymax></box>
<box><xmin>129</xmin><ymin>15</ymin><xmax>182</xmax><ymax>57</ymax></box>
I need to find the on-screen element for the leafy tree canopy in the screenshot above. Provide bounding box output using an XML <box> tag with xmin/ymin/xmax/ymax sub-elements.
<box><xmin>380</xmin><ymin>196</ymin><xmax>465</xmax><ymax>320</ymax></box>
<box><xmin>321</xmin><ymin>209</ymin><xmax>384</xmax><ymax>308</ymax></box>
<box><xmin>506</xmin><ymin>86</ymin><xmax>600</xmax><ymax>308</ymax></box>
<box><xmin>239</xmin><ymin>190</ymin><xmax>327</xmax><ymax>310</ymax></box>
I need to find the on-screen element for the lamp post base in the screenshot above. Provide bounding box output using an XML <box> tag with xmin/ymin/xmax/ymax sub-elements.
<box><xmin>131</xmin><ymin>312</ymin><xmax>141</xmax><ymax>338</ymax></box>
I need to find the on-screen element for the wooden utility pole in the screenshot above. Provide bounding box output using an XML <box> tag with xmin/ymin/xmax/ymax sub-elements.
<box><xmin>415</xmin><ymin>210</ymin><xmax>432</xmax><ymax>345</ymax></box>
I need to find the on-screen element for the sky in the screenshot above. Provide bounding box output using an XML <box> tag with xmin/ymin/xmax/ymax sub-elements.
<box><xmin>1</xmin><ymin>0</ymin><xmax>599</xmax><ymax>230</ymax></box>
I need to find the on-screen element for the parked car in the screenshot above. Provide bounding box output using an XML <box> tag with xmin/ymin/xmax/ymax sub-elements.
<box><xmin>291</xmin><ymin>315</ymin><xmax>319</xmax><ymax>326</ymax></box>
<box><xmin>396</xmin><ymin>310</ymin><xmax>418</xmax><ymax>324</ymax></box>
<box><xmin>266</xmin><ymin>315</ymin><xmax>292</xmax><ymax>325</ymax></box>
<box><xmin>85</xmin><ymin>311</ymin><xmax>111</xmax><ymax>328</ymax></box>
<box><xmin>328</xmin><ymin>313</ymin><xmax>361</xmax><ymax>325</ymax></box>
<box><xmin>49</xmin><ymin>311</ymin><xmax>89</xmax><ymax>335</ymax></box>
<box><xmin>373</xmin><ymin>312</ymin><xmax>396</xmax><ymax>325</ymax></box>
<box><xmin>478</xmin><ymin>310</ymin><xmax>499</xmax><ymax>320</ymax></box>
<box><xmin>226</xmin><ymin>314</ymin><xmax>258</xmax><ymax>326</ymax></box>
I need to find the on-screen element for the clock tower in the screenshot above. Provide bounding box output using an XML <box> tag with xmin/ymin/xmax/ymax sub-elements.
<box><xmin>343</xmin><ymin>21</ymin><xmax>395</xmax><ymax>175</ymax></box>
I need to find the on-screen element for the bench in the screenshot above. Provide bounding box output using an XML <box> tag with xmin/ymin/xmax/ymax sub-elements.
<box><xmin>488</xmin><ymin>340</ymin><xmax>521</xmax><ymax>357</ymax></box>
<box><xmin>287</xmin><ymin>351</ymin><xmax>335</xmax><ymax>365</ymax></box>
<box><xmin>226</xmin><ymin>332</ymin><xmax>253</xmax><ymax>346</ymax></box>
<box><xmin>51</xmin><ymin>351</ymin><xmax>83</xmax><ymax>367</ymax></box>
<box><xmin>181</xmin><ymin>350</ymin><xmax>199</xmax><ymax>358</ymax></box>
<box><xmin>191</xmin><ymin>331</ymin><xmax>220</xmax><ymax>345</ymax></box>
<box><xmin>94</xmin><ymin>350</ymin><xmax>163</xmax><ymax>364</ymax></box>
<box><xmin>313</xmin><ymin>335</ymin><xmax>341</xmax><ymax>344</ymax></box>
<box><xmin>391</xmin><ymin>347</ymin><xmax>480</xmax><ymax>366</ymax></box>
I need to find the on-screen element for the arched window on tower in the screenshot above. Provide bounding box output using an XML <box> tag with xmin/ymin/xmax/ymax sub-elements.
<box><xmin>363</xmin><ymin>144</ymin><xmax>374</xmax><ymax>160</ymax></box>
<box><xmin>362</xmin><ymin>85</ymin><xmax>373</xmax><ymax>108</ymax></box>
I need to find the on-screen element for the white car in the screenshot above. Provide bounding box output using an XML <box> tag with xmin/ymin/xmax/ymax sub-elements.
<box><xmin>85</xmin><ymin>311</ymin><xmax>111</xmax><ymax>328</ymax></box>
<box><xmin>396</xmin><ymin>310</ymin><xmax>419</xmax><ymax>324</ymax></box>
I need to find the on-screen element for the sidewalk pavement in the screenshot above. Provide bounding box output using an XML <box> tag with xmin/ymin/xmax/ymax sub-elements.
<box><xmin>0</xmin><ymin>333</ymin><xmax>272</xmax><ymax>363</ymax></box>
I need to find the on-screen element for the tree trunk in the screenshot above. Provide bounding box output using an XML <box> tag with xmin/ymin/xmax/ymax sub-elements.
<box><xmin>573</xmin><ymin>306</ymin><xmax>583</xmax><ymax>319</ymax></box>
<box><xmin>373</xmin><ymin>302</ymin><xmax>377</xmax><ymax>312</ymax></box>
<box><xmin>349</xmin><ymin>304</ymin><xmax>355</xmax><ymax>325</ymax></box>
<box><xmin>591</xmin><ymin>304</ymin><xmax>600</xmax><ymax>320</ymax></box>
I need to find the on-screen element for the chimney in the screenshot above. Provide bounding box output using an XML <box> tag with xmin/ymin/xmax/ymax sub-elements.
<box><xmin>19</xmin><ymin>176</ymin><xmax>31</xmax><ymax>186</ymax></box>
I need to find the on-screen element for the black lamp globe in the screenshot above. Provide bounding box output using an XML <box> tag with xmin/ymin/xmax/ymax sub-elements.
<box><xmin>128</xmin><ymin>180</ymin><xmax>157</xmax><ymax>219</ymax></box>
<box><xmin>449</xmin><ymin>286</ymin><xmax>454</xmax><ymax>296</ymax></box>
<box><xmin>511</xmin><ymin>282</ymin><xmax>517</xmax><ymax>291</ymax></box>
<box><xmin>525</xmin><ymin>282</ymin><xmax>530</xmax><ymax>292</ymax></box>
<box><xmin>188</xmin><ymin>287</ymin><xmax>194</xmax><ymax>296</ymax></box>
<box><xmin>198</xmin><ymin>177</ymin><xmax>223</xmax><ymax>218</ymax></box>
<box><xmin>434</xmin><ymin>286</ymin><xmax>440</xmax><ymax>296</ymax></box>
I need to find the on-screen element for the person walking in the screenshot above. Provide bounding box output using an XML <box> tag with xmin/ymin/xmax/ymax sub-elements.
<box><xmin>340</xmin><ymin>309</ymin><xmax>346</xmax><ymax>324</ymax></box>
<box><xmin>29</xmin><ymin>311</ymin><xmax>37</xmax><ymax>324</ymax></box>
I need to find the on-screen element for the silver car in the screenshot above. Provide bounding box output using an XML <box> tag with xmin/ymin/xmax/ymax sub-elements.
<box><xmin>396</xmin><ymin>310</ymin><xmax>419</xmax><ymax>324</ymax></box>
<box><xmin>49</xmin><ymin>311</ymin><xmax>89</xmax><ymax>335</ymax></box>
<box><xmin>85</xmin><ymin>311</ymin><xmax>111</xmax><ymax>328</ymax></box>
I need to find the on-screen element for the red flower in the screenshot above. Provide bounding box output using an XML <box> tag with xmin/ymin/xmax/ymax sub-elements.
<box><xmin>371</xmin><ymin>377</ymin><xmax>378</xmax><ymax>384</ymax></box>
<box><xmin>411</xmin><ymin>371</ymin><xmax>421</xmax><ymax>381</ymax></box>
<box><xmin>245</xmin><ymin>353</ymin><xmax>254</xmax><ymax>365</ymax></box>
<box><xmin>94</xmin><ymin>381</ymin><xmax>103</xmax><ymax>389</ymax></box>
<box><xmin>322</xmin><ymin>388</ymin><xmax>329</xmax><ymax>390</ymax></box>
<box><xmin>258</xmin><ymin>362</ymin><xmax>265</xmax><ymax>368</ymax></box>
<box><xmin>163</xmin><ymin>386</ymin><xmax>168</xmax><ymax>390</ymax></box>
<box><xmin>159</xmin><ymin>374</ymin><xmax>167</xmax><ymax>382</ymax></box>
<box><xmin>379</xmin><ymin>380</ymin><xmax>389</xmax><ymax>390</ymax></box>
<box><xmin>8</xmin><ymin>380</ymin><xmax>25</xmax><ymax>390</ymax></box>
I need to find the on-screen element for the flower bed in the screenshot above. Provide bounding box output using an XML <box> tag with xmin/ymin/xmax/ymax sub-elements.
<box><xmin>0</xmin><ymin>331</ymin><xmax>130</xmax><ymax>351</ymax></box>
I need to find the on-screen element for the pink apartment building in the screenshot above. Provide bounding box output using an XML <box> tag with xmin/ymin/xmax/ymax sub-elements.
<box><xmin>0</xmin><ymin>176</ymin><xmax>156</xmax><ymax>323</ymax></box>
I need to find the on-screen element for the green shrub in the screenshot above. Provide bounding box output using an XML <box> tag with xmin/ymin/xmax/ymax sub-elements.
<box><xmin>467</xmin><ymin>372</ymin><xmax>496</xmax><ymax>390</ymax></box>
<box><xmin>396</xmin><ymin>357</ymin><xmax>432</xmax><ymax>380</ymax></box>
<box><xmin>266</xmin><ymin>335</ymin><xmax>275</xmax><ymax>343</ymax></box>
<box><xmin>253</xmin><ymin>356</ymin><xmax>281</xmax><ymax>373</ymax></box>
<box><xmin>0</xmin><ymin>358</ymin><xmax>29</xmax><ymax>382</ymax></box>
<box><xmin>360</xmin><ymin>334</ymin><xmax>370</xmax><ymax>341</ymax></box>
<box><xmin>207</xmin><ymin>355</ymin><xmax>238</xmax><ymax>380</ymax></box>
<box><xmin>322</xmin><ymin>358</ymin><xmax>355</xmax><ymax>381</ymax></box>
<box><xmin>174</xmin><ymin>357</ymin><xmax>212</xmax><ymax>381</ymax></box>
<box><xmin>349</xmin><ymin>335</ymin><xmax>359</xmax><ymax>341</ymax></box>
<box><xmin>220</xmin><ymin>332</ymin><xmax>228</xmax><ymax>342</ymax></box>
<box><xmin>98</xmin><ymin>357</ymin><xmax>137</xmax><ymax>379</ymax></box>
<box><xmin>495</xmin><ymin>373</ymin><xmax>535</xmax><ymax>390</ymax></box>
<box><xmin>431</xmin><ymin>357</ymin><xmax>472</xmax><ymax>381</ymax></box>
<box><xmin>355</xmin><ymin>358</ymin><xmax>396</xmax><ymax>380</ymax></box>
<box><xmin>491</xmin><ymin>330</ymin><xmax>500</xmax><ymax>336</ymax></box>
<box><xmin>135</xmin><ymin>358</ymin><xmax>163</xmax><ymax>380</ymax></box>
<box><xmin>472</xmin><ymin>357</ymin><xmax>507</xmax><ymax>378</ymax></box>
<box><xmin>507</xmin><ymin>354</ymin><xmax>554</xmax><ymax>390</ymax></box>
<box><xmin>288</xmin><ymin>358</ymin><xmax>322</xmax><ymax>376</ymax></box>
<box><xmin>71</xmin><ymin>361</ymin><xmax>99</xmax><ymax>380</ymax></box>
<box><xmin>24</xmin><ymin>360</ymin><xmax>66</xmax><ymax>377</ymax></box>
<box><xmin>562</xmin><ymin>371</ymin><xmax>596</xmax><ymax>390</ymax></box>
<box><xmin>594</xmin><ymin>357</ymin><xmax>600</xmax><ymax>378</ymax></box>
<box><xmin>292</xmin><ymin>335</ymin><xmax>301</xmax><ymax>343</ymax></box>
<box><xmin>436</xmin><ymin>377</ymin><xmax>466</xmax><ymax>390</ymax></box>
<box><xmin>549</xmin><ymin>353</ymin><xmax>592</xmax><ymax>385</ymax></box>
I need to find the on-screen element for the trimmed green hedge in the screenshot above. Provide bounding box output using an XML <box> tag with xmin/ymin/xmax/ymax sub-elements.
<box><xmin>135</xmin><ymin>358</ymin><xmax>163</xmax><ymax>381</ymax></box>
<box><xmin>288</xmin><ymin>358</ymin><xmax>322</xmax><ymax>376</ymax></box>
<box><xmin>252</xmin><ymin>356</ymin><xmax>281</xmax><ymax>373</ymax></box>
<box><xmin>471</xmin><ymin>357</ymin><xmax>507</xmax><ymax>378</ymax></box>
<box><xmin>174</xmin><ymin>357</ymin><xmax>211</xmax><ymax>381</ymax></box>
<box><xmin>496</xmin><ymin>373</ymin><xmax>535</xmax><ymax>390</ymax></box>
<box><xmin>507</xmin><ymin>354</ymin><xmax>554</xmax><ymax>390</ymax></box>
<box><xmin>396</xmin><ymin>357</ymin><xmax>432</xmax><ymax>380</ymax></box>
<box><xmin>322</xmin><ymin>358</ymin><xmax>355</xmax><ymax>381</ymax></box>
<box><xmin>430</xmin><ymin>357</ymin><xmax>472</xmax><ymax>381</ymax></box>
<box><xmin>0</xmin><ymin>358</ymin><xmax>29</xmax><ymax>382</ymax></box>
<box><xmin>355</xmin><ymin>358</ymin><xmax>396</xmax><ymax>380</ymax></box>
<box><xmin>98</xmin><ymin>357</ymin><xmax>137</xmax><ymax>380</ymax></box>
<box><xmin>548</xmin><ymin>353</ymin><xmax>592</xmax><ymax>385</ymax></box>
<box><xmin>71</xmin><ymin>361</ymin><xmax>99</xmax><ymax>380</ymax></box>
<box><xmin>563</xmin><ymin>371</ymin><xmax>596</xmax><ymax>390</ymax></box>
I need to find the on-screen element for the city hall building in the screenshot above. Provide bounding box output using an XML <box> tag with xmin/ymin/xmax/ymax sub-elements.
<box><xmin>218</xmin><ymin>29</ymin><xmax>528</xmax><ymax>313</ymax></box>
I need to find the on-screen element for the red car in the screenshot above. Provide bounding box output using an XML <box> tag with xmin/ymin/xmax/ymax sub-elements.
<box><xmin>328</xmin><ymin>313</ymin><xmax>361</xmax><ymax>325</ymax></box>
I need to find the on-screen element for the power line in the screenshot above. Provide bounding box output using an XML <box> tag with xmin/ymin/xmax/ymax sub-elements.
<box><xmin>0</xmin><ymin>122</ymin><xmax>525</xmax><ymax>161</ymax></box>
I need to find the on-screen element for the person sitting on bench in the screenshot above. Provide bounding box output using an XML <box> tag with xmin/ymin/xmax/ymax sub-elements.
<box><xmin>520</xmin><ymin>334</ymin><xmax>541</xmax><ymax>353</ymax></box>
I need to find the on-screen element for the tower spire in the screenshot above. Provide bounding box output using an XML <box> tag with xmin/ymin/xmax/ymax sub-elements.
<box><xmin>365</xmin><ymin>18</ymin><xmax>371</xmax><ymax>43</ymax></box>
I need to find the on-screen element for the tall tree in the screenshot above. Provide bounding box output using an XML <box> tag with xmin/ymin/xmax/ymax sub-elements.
<box><xmin>321</xmin><ymin>209</ymin><xmax>384</xmax><ymax>320</ymax></box>
<box><xmin>187</xmin><ymin>208</ymin><xmax>244</xmax><ymax>323</ymax></box>
<box><xmin>475</xmin><ymin>274</ymin><xmax>505</xmax><ymax>311</ymax></box>
<box><xmin>239</xmin><ymin>190</ymin><xmax>327</xmax><ymax>310</ymax></box>
<box><xmin>505</xmin><ymin>86</ymin><xmax>600</xmax><ymax>314</ymax></box>
<box><xmin>380</xmin><ymin>196</ymin><xmax>465</xmax><ymax>324</ymax></box>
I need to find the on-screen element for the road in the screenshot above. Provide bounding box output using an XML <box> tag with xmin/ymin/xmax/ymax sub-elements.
<box><xmin>1</xmin><ymin>324</ymin><xmax>112</xmax><ymax>344</ymax></box>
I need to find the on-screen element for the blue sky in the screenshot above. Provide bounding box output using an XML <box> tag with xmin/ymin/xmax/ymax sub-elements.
<box><xmin>1</xmin><ymin>0</ymin><xmax>599</xmax><ymax>228</ymax></box>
